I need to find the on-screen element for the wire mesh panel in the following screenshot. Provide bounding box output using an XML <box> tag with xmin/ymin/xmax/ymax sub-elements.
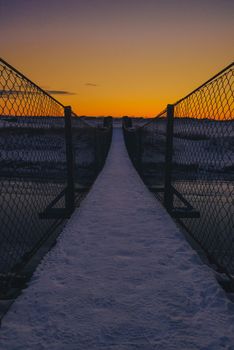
<box><xmin>96</xmin><ymin>117</ymin><xmax>113</xmax><ymax>172</ymax></box>
<box><xmin>123</xmin><ymin>113</ymin><xmax>167</xmax><ymax>188</ymax></box>
<box><xmin>123</xmin><ymin>62</ymin><xmax>234</xmax><ymax>277</ymax></box>
<box><xmin>140</xmin><ymin>111</ymin><xmax>167</xmax><ymax>187</ymax></box>
<box><xmin>71</xmin><ymin>116</ymin><xmax>95</xmax><ymax>187</ymax></box>
<box><xmin>122</xmin><ymin>117</ymin><xmax>142</xmax><ymax>171</ymax></box>
<box><xmin>0</xmin><ymin>59</ymin><xmax>113</xmax><ymax>292</ymax></box>
<box><xmin>71</xmin><ymin>116</ymin><xmax>112</xmax><ymax>188</ymax></box>
<box><xmin>0</xmin><ymin>59</ymin><xmax>67</xmax><ymax>288</ymax></box>
<box><xmin>172</xmin><ymin>64</ymin><xmax>234</xmax><ymax>275</ymax></box>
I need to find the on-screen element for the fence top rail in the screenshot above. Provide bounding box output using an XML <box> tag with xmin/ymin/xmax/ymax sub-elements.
<box><xmin>131</xmin><ymin>61</ymin><xmax>233</xmax><ymax>130</ymax></box>
<box><xmin>141</xmin><ymin>109</ymin><xmax>167</xmax><ymax>129</ymax></box>
<box><xmin>0</xmin><ymin>57</ymin><xmax>66</xmax><ymax>109</ymax></box>
<box><xmin>128</xmin><ymin>109</ymin><xmax>166</xmax><ymax>131</ymax></box>
<box><xmin>174</xmin><ymin>61</ymin><xmax>234</xmax><ymax>107</ymax></box>
<box><xmin>0</xmin><ymin>58</ymin><xmax>104</xmax><ymax>124</ymax></box>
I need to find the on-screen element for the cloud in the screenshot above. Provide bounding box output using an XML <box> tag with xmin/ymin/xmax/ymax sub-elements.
<box><xmin>0</xmin><ymin>89</ymin><xmax>76</xmax><ymax>97</ymax></box>
<box><xmin>0</xmin><ymin>89</ymin><xmax>23</xmax><ymax>96</ymax></box>
<box><xmin>85</xmin><ymin>83</ymin><xmax>98</xmax><ymax>87</ymax></box>
<box><xmin>46</xmin><ymin>90</ymin><xmax>76</xmax><ymax>95</ymax></box>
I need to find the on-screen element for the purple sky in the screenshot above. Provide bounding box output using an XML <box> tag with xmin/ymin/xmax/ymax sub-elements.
<box><xmin>1</xmin><ymin>0</ymin><xmax>233</xmax><ymax>116</ymax></box>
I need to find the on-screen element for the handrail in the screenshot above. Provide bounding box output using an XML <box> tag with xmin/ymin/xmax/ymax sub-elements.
<box><xmin>0</xmin><ymin>58</ymin><xmax>113</xmax><ymax>292</ymax></box>
<box><xmin>132</xmin><ymin>62</ymin><xmax>233</xmax><ymax>130</ymax></box>
<box><xmin>0</xmin><ymin>57</ymin><xmax>66</xmax><ymax>109</ymax></box>
<box><xmin>174</xmin><ymin>61</ymin><xmax>234</xmax><ymax>106</ymax></box>
<box><xmin>122</xmin><ymin>61</ymin><xmax>234</xmax><ymax>278</ymax></box>
<box><xmin>141</xmin><ymin>109</ymin><xmax>167</xmax><ymax>128</ymax></box>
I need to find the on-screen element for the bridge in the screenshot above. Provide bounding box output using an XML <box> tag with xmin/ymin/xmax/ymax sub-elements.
<box><xmin>0</xmin><ymin>59</ymin><xmax>233</xmax><ymax>349</ymax></box>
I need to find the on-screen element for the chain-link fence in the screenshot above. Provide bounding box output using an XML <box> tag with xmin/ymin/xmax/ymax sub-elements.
<box><xmin>172</xmin><ymin>63</ymin><xmax>234</xmax><ymax>275</ymax></box>
<box><xmin>71</xmin><ymin>114</ymin><xmax>112</xmax><ymax>204</ymax></box>
<box><xmin>123</xmin><ymin>111</ymin><xmax>169</xmax><ymax>190</ymax></box>
<box><xmin>0</xmin><ymin>58</ymin><xmax>112</xmax><ymax>293</ymax></box>
<box><xmin>123</xmin><ymin>62</ymin><xmax>234</xmax><ymax>277</ymax></box>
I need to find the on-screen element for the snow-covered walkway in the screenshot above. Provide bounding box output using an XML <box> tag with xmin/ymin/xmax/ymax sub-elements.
<box><xmin>0</xmin><ymin>128</ymin><xmax>234</xmax><ymax>350</ymax></box>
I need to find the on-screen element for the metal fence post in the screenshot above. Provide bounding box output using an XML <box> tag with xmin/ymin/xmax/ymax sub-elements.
<box><xmin>137</xmin><ymin>127</ymin><xmax>142</xmax><ymax>175</ymax></box>
<box><xmin>94</xmin><ymin>127</ymin><xmax>100</xmax><ymax>174</ymax></box>
<box><xmin>164</xmin><ymin>104</ymin><xmax>174</xmax><ymax>212</ymax></box>
<box><xmin>64</xmin><ymin>106</ymin><xmax>75</xmax><ymax>214</ymax></box>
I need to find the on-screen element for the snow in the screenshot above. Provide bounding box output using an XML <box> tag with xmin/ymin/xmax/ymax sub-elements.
<box><xmin>0</xmin><ymin>116</ymin><xmax>96</xmax><ymax>177</ymax></box>
<box><xmin>142</xmin><ymin>119</ymin><xmax>234</xmax><ymax>173</ymax></box>
<box><xmin>0</xmin><ymin>127</ymin><xmax>234</xmax><ymax>350</ymax></box>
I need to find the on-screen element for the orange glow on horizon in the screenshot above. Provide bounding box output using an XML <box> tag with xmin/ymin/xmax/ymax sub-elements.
<box><xmin>1</xmin><ymin>0</ymin><xmax>234</xmax><ymax>117</ymax></box>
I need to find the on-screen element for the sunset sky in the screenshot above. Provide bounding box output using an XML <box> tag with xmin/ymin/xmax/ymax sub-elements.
<box><xmin>1</xmin><ymin>0</ymin><xmax>234</xmax><ymax>117</ymax></box>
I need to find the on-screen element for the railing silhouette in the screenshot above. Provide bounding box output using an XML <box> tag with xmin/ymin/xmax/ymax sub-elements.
<box><xmin>0</xmin><ymin>58</ymin><xmax>112</xmax><ymax>293</ymax></box>
<box><xmin>123</xmin><ymin>62</ymin><xmax>234</xmax><ymax>277</ymax></box>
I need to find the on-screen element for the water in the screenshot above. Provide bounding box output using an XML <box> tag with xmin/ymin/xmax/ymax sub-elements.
<box><xmin>0</xmin><ymin>180</ymin><xmax>66</xmax><ymax>274</ymax></box>
<box><xmin>146</xmin><ymin>174</ymin><xmax>234</xmax><ymax>275</ymax></box>
<box><xmin>173</xmin><ymin>179</ymin><xmax>234</xmax><ymax>274</ymax></box>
